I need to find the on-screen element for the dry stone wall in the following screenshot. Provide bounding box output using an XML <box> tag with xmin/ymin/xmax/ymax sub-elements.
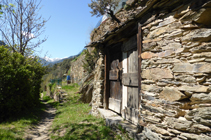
<box><xmin>140</xmin><ymin>1</ymin><xmax>211</xmax><ymax>139</ymax></box>
<box><xmin>70</xmin><ymin>54</ymin><xmax>85</xmax><ymax>84</ymax></box>
<box><xmin>91</xmin><ymin>52</ymin><xmax>105</xmax><ymax>116</ymax></box>
<box><xmin>88</xmin><ymin>0</ymin><xmax>211</xmax><ymax>139</ymax></box>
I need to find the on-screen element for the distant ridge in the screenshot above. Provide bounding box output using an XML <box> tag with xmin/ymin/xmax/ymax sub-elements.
<box><xmin>39</xmin><ymin>55</ymin><xmax>76</xmax><ymax>66</ymax></box>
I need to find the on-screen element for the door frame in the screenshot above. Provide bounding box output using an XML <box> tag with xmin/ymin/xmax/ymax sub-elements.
<box><xmin>103</xmin><ymin>23</ymin><xmax>142</xmax><ymax>123</ymax></box>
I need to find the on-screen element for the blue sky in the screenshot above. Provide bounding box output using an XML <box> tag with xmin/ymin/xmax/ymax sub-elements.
<box><xmin>36</xmin><ymin>0</ymin><xmax>101</xmax><ymax>59</ymax></box>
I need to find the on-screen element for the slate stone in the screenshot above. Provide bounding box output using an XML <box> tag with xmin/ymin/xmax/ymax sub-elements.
<box><xmin>173</xmin><ymin>63</ymin><xmax>194</xmax><ymax>73</ymax></box>
<box><xmin>155</xmin><ymin>58</ymin><xmax>181</xmax><ymax>64</ymax></box>
<box><xmin>142</xmin><ymin>80</ymin><xmax>155</xmax><ymax>84</ymax></box>
<box><xmin>143</xmin><ymin>128</ymin><xmax>162</xmax><ymax>140</ymax></box>
<box><xmin>190</xmin><ymin>93</ymin><xmax>211</xmax><ymax>104</ymax></box>
<box><xmin>173</xmin><ymin>63</ymin><xmax>211</xmax><ymax>73</ymax></box>
<box><xmin>185</xmin><ymin>107</ymin><xmax>211</xmax><ymax>122</ymax></box>
<box><xmin>164</xmin><ymin>117</ymin><xmax>193</xmax><ymax>131</ymax></box>
<box><xmin>190</xmin><ymin>43</ymin><xmax>211</xmax><ymax>53</ymax></box>
<box><xmin>190</xmin><ymin>124</ymin><xmax>211</xmax><ymax>133</ymax></box>
<box><xmin>141</xmin><ymin>84</ymin><xmax>163</xmax><ymax>93</ymax></box>
<box><xmin>147</xmin><ymin>26</ymin><xmax>169</xmax><ymax>39</ymax></box>
<box><xmin>182</xmin><ymin>28</ymin><xmax>211</xmax><ymax>42</ymax></box>
<box><xmin>194</xmin><ymin>8</ymin><xmax>211</xmax><ymax>26</ymax></box>
<box><xmin>181</xmin><ymin>132</ymin><xmax>211</xmax><ymax>140</ymax></box>
<box><xmin>141</xmin><ymin>52</ymin><xmax>157</xmax><ymax>59</ymax></box>
<box><xmin>157</xmin><ymin>16</ymin><xmax>175</xmax><ymax>28</ymax></box>
<box><xmin>188</xmin><ymin>58</ymin><xmax>206</xmax><ymax>63</ymax></box>
<box><xmin>142</xmin><ymin>68</ymin><xmax>173</xmax><ymax>81</ymax></box>
<box><xmin>175</xmin><ymin>75</ymin><xmax>196</xmax><ymax>83</ymax></box>
<box><xmin>193</xmin><ymin>52</ymin><xmax>211</xmax><ymax>58</ymax></box>
<box><xmin>162</xmin><ymin>43</ymin><xmax>182</xmax><ymax>50</ymax></box>
<box><xmin>147</xmin><ymin>124</ymin><xmax>172</xmax><ymax>136</ymax></box>
<box><xmin>157</xmin><ymin>50</ymin><xmax>175</xmax><ymax>58</ymax></box>
<box><xmin>178</xmin><ymin>85</ymin><xmax>209</xmax><ymax>92</ymax></box>
<box><xmin>200</xmin><ymin>118</ymin><xmax>211</xmax><ymax>127</ymax></box>
<box><xmin>173</xmin><ymin>119</ymin><xmax>193</xmax><ymax>131</ymax></box>
<box><xmin>159</xmin><ymin>87</ymin><xmax>187</xmax><ymax>102</ymax></box>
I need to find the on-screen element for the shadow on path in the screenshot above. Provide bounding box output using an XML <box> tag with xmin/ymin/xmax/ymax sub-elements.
<box><xmin>25</xmin><ymin>101</ymin><xmax>56</xmax><ymax>140</ymax></box>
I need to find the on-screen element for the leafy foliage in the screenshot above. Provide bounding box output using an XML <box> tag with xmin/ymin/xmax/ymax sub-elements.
<box><xmin>88</xmin><ymin>0</ymin><xmax>120</xmax><ymax>23</ymax></box>
<box><xmin>82</xmin><ymin>49</ymin><xmax>99</xmax><ymax>74</ymax></box>
<box><xmin>0</xmin><ymin>46</ymin><xmax>46</xmax><ymax>121</ymax></box>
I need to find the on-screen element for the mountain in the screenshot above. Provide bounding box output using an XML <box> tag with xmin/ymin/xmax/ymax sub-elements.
<box><xmin>39</xmin><ymin>55</ymin><xmax>76</xmax><ymax>66</ymax></box>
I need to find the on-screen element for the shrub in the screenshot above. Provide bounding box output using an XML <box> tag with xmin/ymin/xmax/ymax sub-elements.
<box><xmin>0</xmin><ymin>46</ymin><xmax>46</xmax><ymax>121</ymax></box>
<box><xmin>82</xmin><ymin>49</ymin><xmax>99</xmax><ymax>74</ymax></box>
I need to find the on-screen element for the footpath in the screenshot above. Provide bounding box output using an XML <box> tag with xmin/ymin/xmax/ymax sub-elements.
<box><xmin>25</xmin><ymin>101</ymin><xmax>56</xmax><ymax>140</ymax></box>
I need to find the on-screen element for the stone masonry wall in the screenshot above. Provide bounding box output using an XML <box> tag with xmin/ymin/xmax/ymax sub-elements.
<box><xmin>88</xmin><ymin>0</ymin><xmax>211</xmax><ymax>139</ymax></box>
<box><xmin>140</xmin><ymin>2</ymin><xmax>211</xmax><ymax>140</ymax></box>
<box><xmin>70</xmin><ymin>54</ymin><xmax>85</xmax><ymax>84</ymax></box>
<box><xmin>91</xmin><ymin>52</ymin><xmax>105</xmax><ymax>116</ymax></box>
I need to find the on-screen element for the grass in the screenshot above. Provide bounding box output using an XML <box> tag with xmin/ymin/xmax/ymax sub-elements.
<box><xmin>49</xmin><ymin>84</ymin><xmax>118</xmax><ymax>140</ymax></box>
<box><xmin>0</xmin><ymin>102</ymin><xmax>46</xmax><ymax>140</ymax></box>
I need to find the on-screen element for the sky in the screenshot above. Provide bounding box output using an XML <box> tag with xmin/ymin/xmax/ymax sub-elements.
<box><xmin>36</xmin><ymin>0</ymin><xmax>101</xmax><ymax>59</ymax></box>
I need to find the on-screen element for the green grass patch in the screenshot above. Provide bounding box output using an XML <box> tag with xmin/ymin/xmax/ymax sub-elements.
<box><xmin>62</xmin><ymin>83</ymin><xmax>79</xmax><ymax>91</ymax></box>
<box><xmin>50</xmin><ymin>84</ymin><xmax>117</xmax><ymax>140</ymax></box>
<box><xmin>0</xmin><ymin>102</ymin><xmax>46</xmax><ymax>140</ymax></box>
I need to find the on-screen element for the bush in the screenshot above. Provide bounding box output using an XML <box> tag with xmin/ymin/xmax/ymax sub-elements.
<box><xmin>0</xmin><ymin>46</ymin><xmax>46</xmax><ymax>121</ymax></box>
<box><xmin>82</xmin><ymin>49</ymin><xmax>99</xmax><ymax>74</ymax></box>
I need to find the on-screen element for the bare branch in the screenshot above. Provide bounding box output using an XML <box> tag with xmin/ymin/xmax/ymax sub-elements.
<box><xmin>0</xmin><ymin>0</ymin><xmax>49</xmax><ymax>56</ymax></box>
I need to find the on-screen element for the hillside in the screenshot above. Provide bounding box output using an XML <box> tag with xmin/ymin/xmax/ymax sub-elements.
<box><xmin>39</xmin><ymin>55</ymin><xmax>77</xmax><ymax>66</ymax></box>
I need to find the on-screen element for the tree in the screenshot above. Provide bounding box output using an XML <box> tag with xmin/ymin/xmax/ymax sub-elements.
<box><xmin>0</xmin><ymin>0</ymin><xmax>48</xmax><ymax>56</ymax></box>
<box><xmin>88</xmin><ymin>0</ymin><xmax>120</xmax><ymax>23</ymax></box>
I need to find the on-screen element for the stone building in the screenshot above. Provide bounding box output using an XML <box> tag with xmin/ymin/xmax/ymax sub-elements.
<box><xmin>87</xmin><ymin>0</ymin><xmax>211</xmax><ymax>139</ymax></box>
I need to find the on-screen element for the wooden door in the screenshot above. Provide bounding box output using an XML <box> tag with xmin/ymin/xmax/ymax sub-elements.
<box><xmin>108</xmin><ymin>45</ymin><xmax>122</xmax><ymax>114</ymax></box>
<box><xmin>122</xmin><ymin>34</ymin><xmax>140</xmax><ymax>124</ymax></box>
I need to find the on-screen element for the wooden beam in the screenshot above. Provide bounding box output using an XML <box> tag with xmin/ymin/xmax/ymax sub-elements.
<box><xmin>104</xmin><ymin>54</ymin><xmax>107</xmax><ymax>109</ymax></box>
<box><xmin>137</xmin><ymin>23</ymin><xmax>142</xmax><ymax>109</ymax></box>
<box><xmin>104</xmin><ymin>49</ymin><xmax>110</xmax><ymax>109</ymax></box>
<box><xmin>122</xmin><ymin>73</ymin><xmax>138</xmax><ymax>86</ymax></box>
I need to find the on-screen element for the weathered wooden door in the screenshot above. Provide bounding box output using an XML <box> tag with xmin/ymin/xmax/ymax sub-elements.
<box><xmin>122</xmin><ymin>34</ymin><xmax>139</xmax><ymax>124</ymax></box>
<box><xmin>108</xmin><ymin>45</ymin><xmax>123</xmax><ymax>114</ymax></box>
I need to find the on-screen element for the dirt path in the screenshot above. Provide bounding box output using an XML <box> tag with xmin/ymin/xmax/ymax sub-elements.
<box><xmin>25</xmin><ymin>101</ymin><xmax>56</xmax><ymax>140</ymax></box>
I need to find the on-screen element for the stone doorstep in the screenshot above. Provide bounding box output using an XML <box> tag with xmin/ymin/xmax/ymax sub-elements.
<box><xmin>97</xmin><ymin>108</ymin><xmax>145</xmax><ymax>140</ymax></box>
